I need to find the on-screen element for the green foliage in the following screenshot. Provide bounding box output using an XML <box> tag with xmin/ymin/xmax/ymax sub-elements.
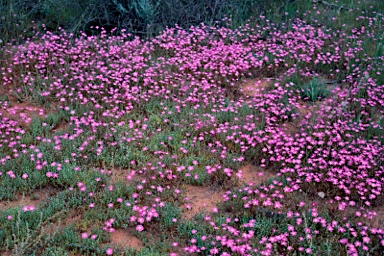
<box><xmin>0</xmin><ymin>95</ymin><xmax>9</xmax><ymax>106</ymax></box>
<box><xmin>30</xmin><ymin>116</ymin><xmax>51</xmax><ymax>138</ymax></box>
<box><xmin>157</xmin><ymin>202</ymin><xmax>181</xmax><ymax>229</ymax></box>
<box><xmin>300</xmin><ymin>78</ymin><xmax>331</xmax><ymax>102</ymax></box>
<box><xmin>41</xmin><ymin>246</ymin><xmax>69</xmax><ymax>256</ymax></box>
<box><xmin>0</xmin><ymin>188</ymin><xmax>89</xmax><ymax>254</ymax></box>
<box><xmin>136</xmin><ymin>247</ymin><xmax>167</xmax><ymax>256</ymax></box>
<box><xmin>0</xmin><ymin>0</ymin><xmax>288</xmax><ymax>46</ymax></box>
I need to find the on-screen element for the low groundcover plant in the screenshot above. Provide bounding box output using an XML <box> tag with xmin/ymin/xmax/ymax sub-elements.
<box><xmin>0</xmin><ymin>1</ymin><xmax>383</xmax><ymax>255</ymax></box>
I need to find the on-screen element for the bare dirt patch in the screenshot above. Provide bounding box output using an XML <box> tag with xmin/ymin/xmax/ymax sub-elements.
<box><xmin>1</xmin><ymin>250</ymin><xmax>12</xmax><ymax>256</ymax></box>
<box><xmin>239</xmin><ymin>78</ymin><xmax>271</xmax><ymax>97</ymax></box>
<box><xmin>0</xmin><ymin>186</ymin><xmax>61</xmax><ymax>211</ymax></box>
<box><xmin>371</xmin><ymin>204</ymin><xmax>384</xmax><ymax>229</ymax></box>
<box><xmin>180</xmin><ymin>165</ymin><xmax>278</xmax><ymax>219</ymax></box>
<box><xmin>109</xmin><ymin>168</ymin><xmax>141</xmax><ymax>186</ymax></box>
<box><xmin>51</xmin><ymin>120</ymin><xmax>69</xmax><ymax>133</ymax></box>
<box><xmin>0</xmin><ymin>100</ymin><xmax>46</xmax><ymax>127</ymax></box>
<box><xmin>238</xmin><ymin>164</ymin><xmax>276</xmax><ymax>186</ymax></box>
<box><xmin>60</xmin><ymin>209</ymin><xmax>83</xmax><ymax>227</ymax></box>
<box><xmin>283</xmin><ymin>99</ymin><xmax>312</xmax><ymax>136</ymax></box>
<box><xmin>110</xmin><ymin>168</ymin><xmax>129</xmax><ymax>183</ymax></box>
<box><xmin>0</xmin><ymin>89</ymin><xmax>57</xmax><ymax>129</ymax></box>
<box><xmin>182</xmin><ymin>185</ymin><xmax>224</xmax><ymax>219</ymax></box>
<box><xmin>109</xmin><ymin>228</ymin><xmax>144</xmax><ymax>251</ymax></box>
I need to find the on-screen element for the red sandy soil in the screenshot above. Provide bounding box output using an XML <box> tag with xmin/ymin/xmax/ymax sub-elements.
<box><xmin>109</xmin><ymin>228</ymin><xmax>144</xmax><ymax>251</ymax></box>
<box><xmin>0</xmin><ymin>186</ymin><xmax>60</xmax><ymax>211</ymax></box>
<box><xmin>239</xmin><ymin>78</ymin><xmax>270</xmax><ymax>97</ymax></box>
<box><xmin>182</xmin><ymin>185</ymin><xmax>224</xmax><ymax>219</ymax></box>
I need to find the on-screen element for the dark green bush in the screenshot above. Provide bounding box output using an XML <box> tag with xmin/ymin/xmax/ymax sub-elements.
<box><xmin>0</xmin><ymin>0</ymin><xmax>286</xmax><ymax>45</ymax></box>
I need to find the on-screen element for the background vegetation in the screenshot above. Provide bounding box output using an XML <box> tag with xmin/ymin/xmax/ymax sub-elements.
<box><xmin>1</xmin><ymin>0</ymin><xmax>382</xmax><ymax>45</ymax></box>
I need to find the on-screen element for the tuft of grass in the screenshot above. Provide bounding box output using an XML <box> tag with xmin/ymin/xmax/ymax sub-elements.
<box><xmin>300</xmin><ymin>77</ymin><xmax>331</xmax><ymax>102</ymax></box>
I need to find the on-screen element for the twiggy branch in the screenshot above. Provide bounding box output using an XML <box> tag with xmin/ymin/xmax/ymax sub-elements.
<box><xmin>316</xmin><ymin>0</ymin><xmax>354</xmax><ymax>12</ymax></box>
<box><xmin>22</xmin><ymin>209</ymin><xmax>67</xmax><ymax>252</ymax></box>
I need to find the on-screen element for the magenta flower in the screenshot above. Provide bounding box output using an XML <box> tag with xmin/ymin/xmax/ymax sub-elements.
<box><xmin>106</xmin><ymin>248</ymin><xmax>113</xmax><ymax>255</ymax></box>
<box><xmin>209</xmin><ymin>247</ymin><xmax>219</xmax><ymax>254</ymax></box>
<box><xmin>136</xmin><ymin>225</ymin><xmax>144</xmax><ymax>232</ymax></box>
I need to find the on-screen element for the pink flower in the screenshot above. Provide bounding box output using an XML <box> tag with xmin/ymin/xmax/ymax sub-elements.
<box><xmin>81</xmin><ymin>232</ymin><xmax>88</xmax><ymax>239</ymax></box>
<box><xmin>363</xmin><ymin>237</ymin><xmax>370</xmax><ymax>244</ymax></box>
<box><xmin>136</xmin><ymin>225</ymin><xmax>144</xmax><ymax>232</ymax></box>
<box><xmin>22</xmin><ymin>173</ymin><xmax>28</xmax><ymax>179</ymax></box>
<box><xmin>22</xmin><ymin>205</ymin><xmax>36</xmax><ymax>212</ymax></box>
<box><xmin>106</xmin><ymin>248</ymin><xmax>113</xmax><ymax>255</ymax></box>
<box><xmin>210</xmin><ymin>247</ymin><xmax>219</xmax><ymax>254</ymax></box>
<box><xmin>274</xmin><ymin>201</ymin><xmax>282</xmax><ymax>209</ymax></box>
